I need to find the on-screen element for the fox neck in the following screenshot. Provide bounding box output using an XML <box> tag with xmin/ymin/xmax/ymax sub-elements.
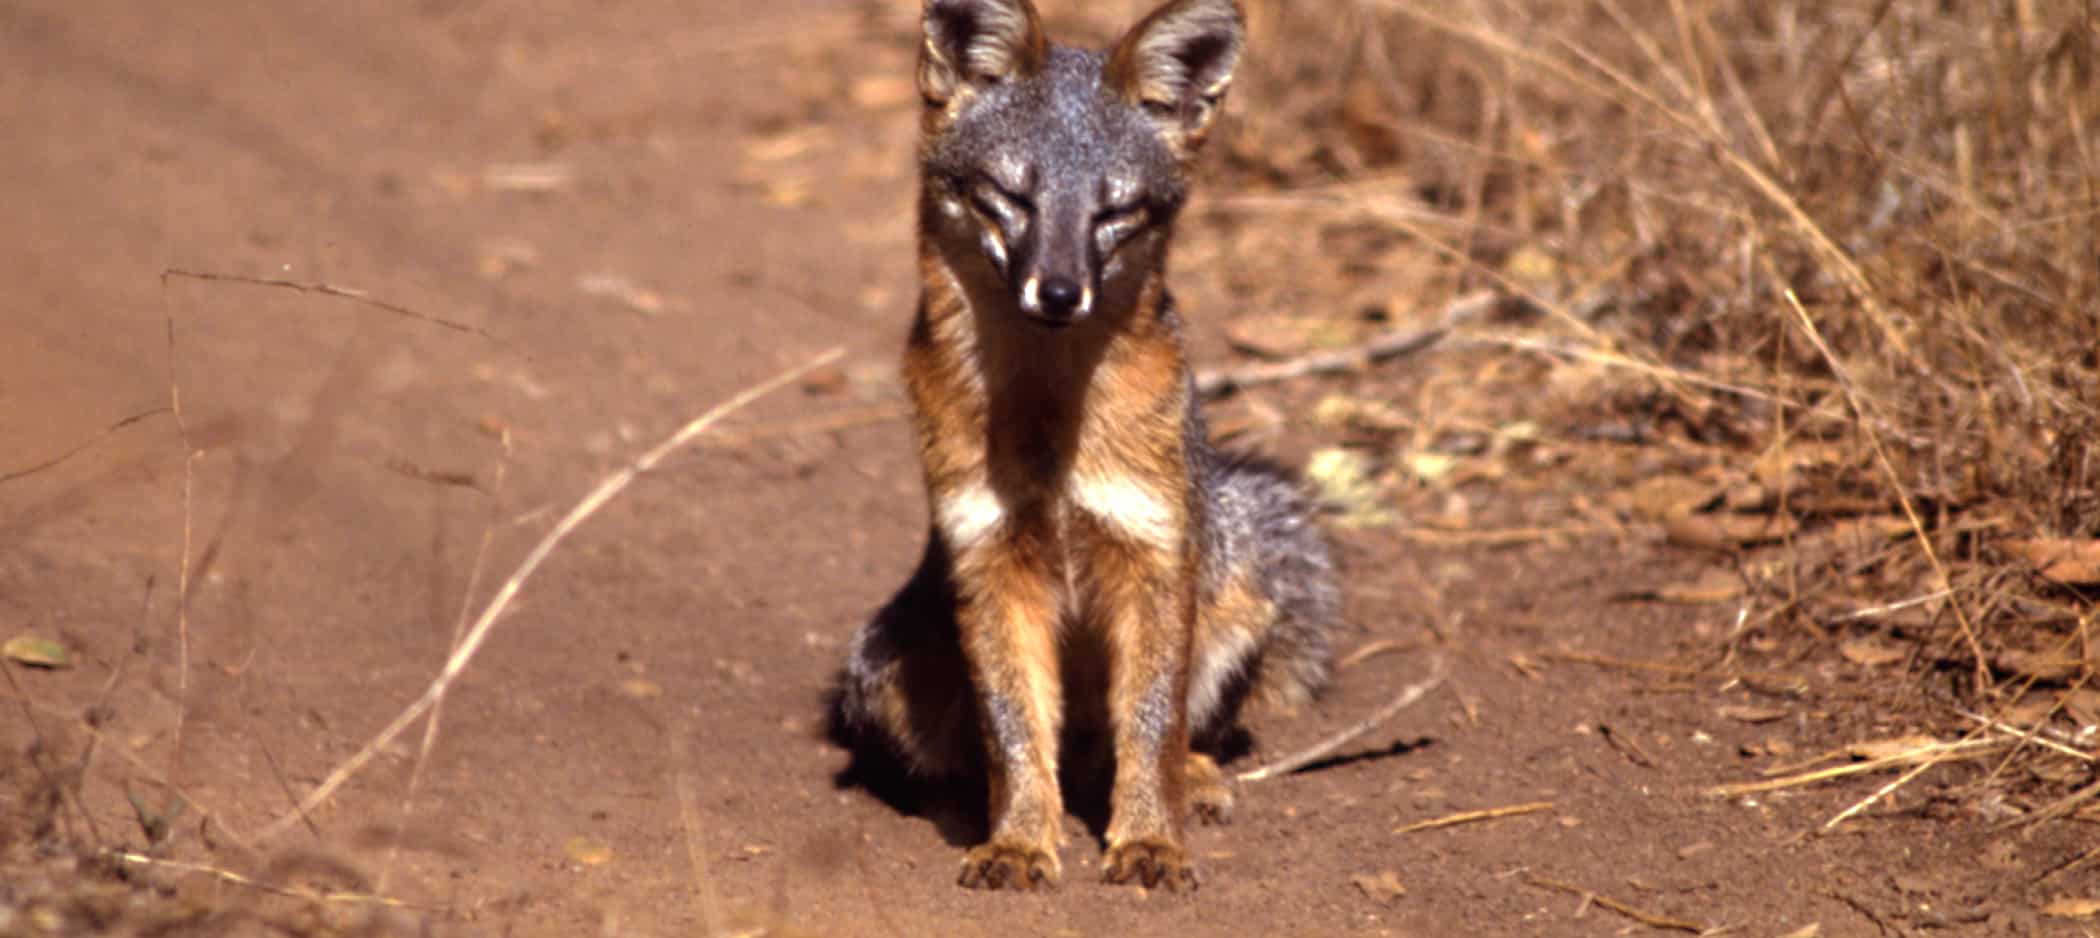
<box><xmin>915</xmin><ymin>232</ymin><xmax>1187</xmax><ymax>494</ymax></box>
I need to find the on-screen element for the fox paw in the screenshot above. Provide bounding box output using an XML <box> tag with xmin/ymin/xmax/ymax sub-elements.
<box><xmin>958</xmin><ymin>841</ymin><xmax>1060</xmax><ymax>891</ymax></box>
<box><xmin>1102</xmin><ymin>837</ymin><xmax>1197</xmax><ymax>891</ymax></box>
<box><xmin>1187</xmin><ymin>754</ymin><xmax>1234</xmax><ymax>825</ymax></box>
<box><xmin>1190</xmin><ymin>781</ymin><xmax>1234</xmax><ymax>825</ymax></box>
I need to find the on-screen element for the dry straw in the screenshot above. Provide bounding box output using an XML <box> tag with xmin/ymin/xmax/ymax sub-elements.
<box><xmin>1225</xmin><ymin>0</ymin><xmax>2099</xmax><ymax>809</ymax></box>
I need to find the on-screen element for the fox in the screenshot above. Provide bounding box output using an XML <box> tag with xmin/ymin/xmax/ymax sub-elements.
<box><xmin>830</xmin><ymin>0</ymin><xmax>1339</xmax><ymax>892</ymax></box>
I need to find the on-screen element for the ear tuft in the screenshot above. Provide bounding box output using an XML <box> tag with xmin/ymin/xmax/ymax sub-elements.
<box><xmin>1107</xmin><ymin>0</ymin><xmax>1244</xmax><ymax>153</ymax></box>
<box><xmin>919</xmin><ymin>0</ymin><xmax>1048</xmax><ymax>107</ymax></box>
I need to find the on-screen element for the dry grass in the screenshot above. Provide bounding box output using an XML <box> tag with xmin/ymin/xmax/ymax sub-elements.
<box><xmin>1207</xmin><ymin>0</ymin><xmax>2097</xmax><ymax>810</ymax></box>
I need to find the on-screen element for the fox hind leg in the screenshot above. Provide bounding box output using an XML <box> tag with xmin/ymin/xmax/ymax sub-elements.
<box><xmin>835</xmin><ymin>537</ymin><xmax>979</xmax><ymax>784</ymax></box>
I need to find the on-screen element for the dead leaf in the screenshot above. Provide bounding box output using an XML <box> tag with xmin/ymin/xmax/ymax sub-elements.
<box><xmin>482</xmin><ymin>162</ymin><xmax>573</xmax><ymax>193</ymax></box>
<box><xmin>1351</xmin><ymin>869</ymin><xmax>1407</xmax><ymax>903</ymax></box>
<box><xmin>2004</xmin><ymin>538</ymin><xmax>2100</xmax><ymax>585</ymax></box>
<box><xmin>1664</xmin><ymin>512</ymin><xmax>1801</xmax><ymax>550</ymax></box>
<box><xmin>1848</xmin><ymin>735</ymin><xmax>1940</xmax><ymax>761</ymax></box>
<box><xmin>1826</xmin><ymin>515</ymin><xmax>1914</xmax><ymax>544</ymax></box>
<box><xmin>2001</xmin><ymin>695</ymin><xmax>2059</xmax><ymax>727</ymax></box>
<box><xmin>1312</xmin><ymin>395</ymin><xmax>1411</xmax><ymax>432</ymax></box>
<box><xmin>799</xmin><ymin>365</ymin><xmax>848</xmax><ymax>397</ymax></box>
<box><xmin>2063</xmin><ymin>688</ymin><xmax>2100</xmax><ymax>727</ymax></box>
<box><xmin>2042</xmin><ymin>897</ymin><xmax>2100</xmax><ymax>918</ymax></box>
<box><xmin>1751</xmin><ymin>441</ymin><xmax>1850</xmax><ymax>489</ymax></box>
<box><xmin>1404</xmin><ymin>451</ymin><xmax>1458</xmax><ymax>485</ymax></box>
<box><xmin>577</xmin><ymin>274</ymin><xmax>668</xmax><ymax>316</ymax></box>
<box><xmin>1658</xmin><ymin>568</ymin><xmax>1744</xmax><ymax>604</ymax></box>
<box><xmin>1627</xmin><ymin>475</ymin><xmax>1719</xmax><ymax>521</ymax></box>
<box><xmin>849</xmin><ymin>75</ymin><xmax>915</xmax><ymax>110</ymax></box>
<box><xmin>1995</xmin><ymin>648</ymin><xmax>2084</xmax><ymax>682</ymax></box>
<box><xmin>1500</xmin><ymin>245</ymin><xmax>1560</xmax><ymax>288</ymax></box>
<box><xmin>760</xmin><ymin>176</ymin><xmax>812</xmax><ymax>207</ymax></box>
<box><xmin>619</xmin><ymin>678</ymin><xmax>664</xmax><ymax>700</ymax></box>
<box><xmin>1838</xmin><ymin>637</ymin><xmax>1907</xmax><ymax>668</ymax></box>
<box><xmin>1722</xmin><ymin>481</ymin><xmax>1774</xmax><ymax>512</ymax></box>
<box><xmin>742</xmin><ymin>125</ymin><xmax>830</xmax><ymax>163</ymax></box>
<box><xmin>564</xmin><ymin>837</ymin><xmax>613</xmax><ymax>866</ymax></box>
<box><xmin>1306</xmin><ymin>448</ymin><xmax>1395</xmax><ymax>527</ymax></box>
<box><xmin>3</xmin><ymin>635</ymin><xmax>70</xmax><ymax>669</ymax></box>
<box><xmin>1776</xmin><ymin>925</ymin><xmax>1821</xmax><ymax>938</ymax></box>
<box><xmin>1221</xmin><ymin>315</ymin><xmax>1352</xmax><ymax>358</ymax></box>
<box><xmin>1718</xmin><ymin>705</ymin><xmax>1787</xmax><ymax>724</ymax></box>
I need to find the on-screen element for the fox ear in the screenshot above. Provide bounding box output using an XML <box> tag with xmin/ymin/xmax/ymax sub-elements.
<box><xmin>919</xmin><ymin>0</ymin><xmax>1048</xmax><ymax>107</ymax></box>
<box><xmin>1108</xmin><ymin>0</ymin><xmax>1244</xmax><ymax>154</ymax></box>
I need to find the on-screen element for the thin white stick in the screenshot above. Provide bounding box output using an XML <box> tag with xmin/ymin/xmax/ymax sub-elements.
<box><xmin>1238</xmin><ymin>656</ymin><xmax>1447</xmax><ymax>782</ymax></box>
<box><xmin>256</xmin><ymin>347</ymin><xmax>845</xmax><ymax>842</ymax></box>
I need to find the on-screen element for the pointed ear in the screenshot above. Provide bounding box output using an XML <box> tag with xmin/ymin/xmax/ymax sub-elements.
<box><xmin>919</xmin><ymin>0</ymin><xmax>1048</xmax><ymax>107</ymax></box>
<box><xmin>1107</xmin><ymin>0</ymin><xmax>1244</xmax><ymax>154</ymax></box>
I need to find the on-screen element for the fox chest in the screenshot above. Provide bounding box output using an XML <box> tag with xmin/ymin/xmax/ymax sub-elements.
<box><xmin>934</xmin><ymin>465</ymin><xmax>1184</xmax><ymax>560</ymax></box>
<box><xmin>929</xmin><ymin>397</ymin><xmax>1189</xmax><ymax>561</ymax></box>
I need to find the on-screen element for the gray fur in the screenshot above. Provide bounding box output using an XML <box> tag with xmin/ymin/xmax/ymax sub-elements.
<box><xmin>1198</xmin><ymin>449</ymin><xmax>1340</xmax><ymax>716</ymax></box>
<box><xmin>923</xmin><ymin>46</ymin><xmax>1189</xmax><ymax>322</ymax></box>
<box><xmin>834</xmin><ymin>0</ymin><xmax>1337</xmax><ymax>783</ymax></box>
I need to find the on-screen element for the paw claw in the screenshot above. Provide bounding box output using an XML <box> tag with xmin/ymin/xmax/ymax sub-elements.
<box><xmin>959</xmin><ymin>842</ymin><xmax>1059</xmax><ymax>891</ymax></box>
<box><xmin>1101</xmin><ymin>838</ymin><xmax>1197</xmax><ymax>892</ymax></box>
<box><xmin>1191</xmin><ymin>790</ymin><xmax>1234</xmax><ymax>826</ymax></box>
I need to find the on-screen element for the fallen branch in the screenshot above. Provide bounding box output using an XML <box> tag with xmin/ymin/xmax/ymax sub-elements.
<box><xmin>1195</xmin><ymin>292</ymin><xmax>1498</xmax><ymax>398</ymax></box>
<box><xmin>255</xmin><ymin>347</ymin><xmax>844</xmax><ymax>841</ymax></box>
<box><xmin>1238</xmin><ymin>656</ymin><xmax>1446</xmax><ymax>782</ymax></box>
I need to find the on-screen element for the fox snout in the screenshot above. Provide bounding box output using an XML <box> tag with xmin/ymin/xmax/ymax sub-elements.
<box><xmin>1020</xmin><ymin>272</ymin><xmax>1091</xmax><ymax>326</ymax></box>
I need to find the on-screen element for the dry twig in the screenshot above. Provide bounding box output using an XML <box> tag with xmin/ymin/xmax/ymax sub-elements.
<box><xmin>162</xmin><ymin>268</ymin><xmax>497</xmax><ymax>343</ymax></box>
<box><xmin>1525</xmin><ymin>874</ymin><xmax>1706</xmax><ymax>933</ymax></box>
<box><xmin>1238</xmin><ymin>656</ymin><xmax>1446</xmax><ymax>782</ymax></box>
<box><xmin>0</xmin><ymin>408</ymin><xmax>170</xmax><ymax>485</ymax></box>
<box><xmin>1394</xmin><ymin>801</ymin><xmax>1553</xmax><ymax>834</ymax></box>
<box><xmin>1709</xmin><ymin>736</ymin><xmax>1999</xmax><ymax>798</ymax></box>
<box><xmin>1782</xmin><ymin>287</ymin><xmax>1988</xmax><ymax>688</ymax></box>
<box><xmin>107</xmin><ymin>851</ymin><xmax>422</xmax><ymax>910</ymax></box>
<box><xmin>256</xmin><ymin>348</ymin><xmax>845</xmax><ymax>841</ymax></box>
<box><xmin>671</xmin><ymin>733</ymin><xmax>726</xmax><ymax>938</ymax></box>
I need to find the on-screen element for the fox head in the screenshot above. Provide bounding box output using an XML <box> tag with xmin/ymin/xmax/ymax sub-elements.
<box><xmin>916</xmin><ymin>0</ymin><xmax>1244</xmax><ymax>329</ymax></box>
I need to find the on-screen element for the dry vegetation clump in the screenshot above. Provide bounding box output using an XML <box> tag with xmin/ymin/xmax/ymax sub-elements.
<box><xmin>1202</xmin><ymin>0</ymin><xmax>2099</xmax><ymax>810</ymax></box>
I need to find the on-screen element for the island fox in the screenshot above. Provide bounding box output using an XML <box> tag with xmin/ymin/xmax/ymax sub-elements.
<box><xmin>831</xmin><ymin>0</ymin><xmax>1339</xmax><ymax>892</ymax></box>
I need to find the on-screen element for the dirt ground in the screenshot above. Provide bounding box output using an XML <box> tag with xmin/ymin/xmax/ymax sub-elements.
<box><xmin>3</xmin><ymin>1</ymin><xmax>2094</xmax><ymax>935</ymax></box>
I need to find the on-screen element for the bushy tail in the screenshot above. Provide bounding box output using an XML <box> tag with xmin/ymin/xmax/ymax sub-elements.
<box><xmin>1208</xmin><ymin>455</ymin><xmax>1341</xmax><ymax>711</ymax></box>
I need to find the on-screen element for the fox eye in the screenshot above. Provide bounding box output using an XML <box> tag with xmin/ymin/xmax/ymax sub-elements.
<box><xmin>969</xmin><ymin>179</ymin><xmax>1030</xmax><ymax>232</ymax></box>
<box><xmin>1093</xmin><ymin>203</ymin><xmax>1149</xmax><ymax>255</ymax></box>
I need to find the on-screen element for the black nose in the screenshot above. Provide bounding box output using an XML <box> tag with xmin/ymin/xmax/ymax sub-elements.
<box><xmin>1039</xmin><ymin>277</ymin><xmax>1084</xmax><ymax>319</ymax></box>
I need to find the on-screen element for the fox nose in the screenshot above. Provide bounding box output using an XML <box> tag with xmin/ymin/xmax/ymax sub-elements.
<box><xmin>1038</xmin><ymin>276</ymin><xmax>1085</xmax><ymax>321</ymax></box>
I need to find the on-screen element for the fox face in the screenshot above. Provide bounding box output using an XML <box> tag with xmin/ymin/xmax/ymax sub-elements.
<box><xmin>917</xmin><ymin>0</ymin><xmax>1244</xmax><ymax>328</ymax></box>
